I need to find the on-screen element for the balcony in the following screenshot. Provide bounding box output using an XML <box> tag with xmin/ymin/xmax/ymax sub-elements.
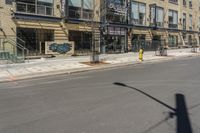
<box><xmin>16</xmin><ymin>2</ymin><xmax>53</xmax><ymax>16</ymax></box>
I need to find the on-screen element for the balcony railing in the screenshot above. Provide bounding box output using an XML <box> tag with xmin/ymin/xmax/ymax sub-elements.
<box><xmin>68</xmin><ymin>7</ymin><xmax>93</xmax><ymax>20</ymax></box>
<box><xmin>169</xmin><ymin>23</ymin><xmax>178</xmax><ymax>28</ymax></box>
<box><xmin>16</xmin><ymin>2</ymin><xmax>53</xmax><ymax>16</ymax></box>
<box><xmin>169</xmin><ymin>0</ymin><xmax>178</xmax><ymax>4</ymax></box>
<box><xmin>131</xmin><ymin>19</ymin><xmax>146</xmax><ymax>26</ymax></box>
<box><xmin>150</xmin><ymin>22</ymin><xmax>164</xmax><ymax>27</ymax></box>
<box><xmin>82</xmin><ymin>10</ymin><xmax>93</xmax><ymax>20</ymax></box>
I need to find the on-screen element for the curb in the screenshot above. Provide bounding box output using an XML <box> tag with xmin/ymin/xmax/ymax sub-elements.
<box><xmin>0</xmin><ymin>54</ymin><xmax>199</xmax><ymax>83</ymax></box>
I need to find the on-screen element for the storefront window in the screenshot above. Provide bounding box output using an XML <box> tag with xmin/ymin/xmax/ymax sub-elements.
<box><xmin>168</xmin><ymin>35</ymin><xmax>178</xmax><ymax>47</ymax></box>
<box><xmin>105</xmin><ymin>27</ymin><xmax>127</xmax><ymax>53</ymax></box>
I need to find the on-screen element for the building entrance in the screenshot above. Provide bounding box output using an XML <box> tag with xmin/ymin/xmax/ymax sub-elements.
<box><xmin>68</xmin><ymin>30</ymin><xmax>92</xmax><ymax>55</ymax></box>
<box><xmin>17</xmin><ymin>28</ymin><xmax>54</xmax><ymax>55</ymax></box>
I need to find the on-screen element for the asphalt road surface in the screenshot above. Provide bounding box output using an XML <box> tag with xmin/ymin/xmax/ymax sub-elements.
<box><xmin>0</xmin><ymin>57</ymin><xmax>200</xmax><ymax>133</ymax></box>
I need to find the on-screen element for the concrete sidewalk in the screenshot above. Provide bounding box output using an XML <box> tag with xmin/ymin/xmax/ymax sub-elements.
<box><xmin>0</xmin><ymin>48</ymin><xmax>199</xmax><ymax>82</ymax></box>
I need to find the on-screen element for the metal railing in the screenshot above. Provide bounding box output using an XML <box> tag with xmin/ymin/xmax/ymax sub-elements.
<box><xmin>132</xmin><ymin>40</ymin><xmax>163</xmax><ymax>52</ymax></box>
<box><xmin>0</xmin><ymin>36</ymin><xmax>29</xmax><ymax>63</ymax></box>
<box><xmin>69</xmin><ymin>8</ymin><xmax>93</xmax><ymax>20</ymax></box>
<box><xmin>169</xmin><ymin>23</ymin><xmax>178</xmax><ymax>29</ymax></box>
<box><xmin>150</xmin><ymin>22</ymin><xmax>164</xmax><ymax>27</ymax></box>
<box><xmin>131</xmin><ymin>19</ymin><xmax>146</xmax><ymax>26</ymax></box>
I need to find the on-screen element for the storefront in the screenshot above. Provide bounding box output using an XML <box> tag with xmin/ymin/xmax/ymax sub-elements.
<box><xmin>168</xmin><ymin>35</ymin><xmax>178</xmax><ymax>47</ymax></box>
<box><xmin>101</xmin><ymin>0</ymin><xmax>128</xmax><ymax>53</ymax></box>
<box><xmin>68</xmin><ymin>30</ymin><xmax>92</xmax><ymax>54</ymax></box>
<box><xmin>102</xmin><ymin>26</ymin><xmax>127</xmax><ymax>53</ymax></box>
<box><xmin>17</xmin><ymin>28</ymin><xmax>54</xmax><ymax>55</ymax></box>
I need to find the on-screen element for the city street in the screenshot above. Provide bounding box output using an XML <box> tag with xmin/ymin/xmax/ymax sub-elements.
<box><xmin>0</xmin><ymin>56</ymin><xmax>200</xmax><ymax>133</ymax></box>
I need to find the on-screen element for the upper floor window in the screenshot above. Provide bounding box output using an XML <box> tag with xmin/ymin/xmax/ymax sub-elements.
<box><xmin>68</xmin><ymin>0</ymin><xmax>94</xmax><ymax>20</ymax></box>
<box><xmin>168</xmin><ymin>10</ymin><xmax>178</xmax><ymax>28</ymax></box>
<box><xmin>189</xmin><ymin>0</ymin><xmax>192</xmax><ymax>8</ymax></box>
<box><xmin>150</xmin><ymin>6</ymin><xmax>164</xmax><ymax>27</ymax></box>
<box><xmin>109</xmin><ymin>0</ymin><xmax>125</xmax><ymax>6</ymax></box>
<box><xmin>183</xmin><ymin>0</ymin><xmax>186</xmax><ymax>6</ymax></box>
<box><xmin>131</xmin><ymin>1</ymin><xmax>146</xmax><ymax>26</ymax></box>
<box><xmin>189</xmin><ymin>14</ymin><xmax>192</xmax><ymax>30</ymax></box>
<box><xmin>169</xmin><ymin>0</ymin><xmax>178</xmax><ymax>4</ymax></box>
<box><xmin>5</xmin><ymin>0</ymin><xmax>12</xmax><ymax>5</ymax></box>
<box><xmin>105</xmin><ymin>0</ymin><xmax>127</xmax><ymax>23</ymax></box>
<box><xmin>199</xmin><ymin>17</ymin><xmax>200</xmax><ymax>31</ymax></box>
<box><xmin>182</xmin><ymin>13</ymin><xmax>186</xmax><ymax>30</ymax></box>
<box><xmin>16</xmin><ymin>0</ymin><xmax>53</xmax><ymax>16</ymax></box>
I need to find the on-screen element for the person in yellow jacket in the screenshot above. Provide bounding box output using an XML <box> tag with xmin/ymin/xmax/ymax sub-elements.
<box><xmin>139</xmin><ymin>47</ymin><xmax>144</xmax><ymax>62</ymax></box>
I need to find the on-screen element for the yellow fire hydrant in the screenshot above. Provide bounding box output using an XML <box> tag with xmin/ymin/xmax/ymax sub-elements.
<box><xmin>139</xmin><ymin>48</ymin><xmax>144</xmax><ymax>62</ymax></box>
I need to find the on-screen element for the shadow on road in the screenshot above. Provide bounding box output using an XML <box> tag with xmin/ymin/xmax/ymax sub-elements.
<box><xmin>113</xmin><ymin>82</ymin><xmax>193</xmax><ymax>133</ymax></box>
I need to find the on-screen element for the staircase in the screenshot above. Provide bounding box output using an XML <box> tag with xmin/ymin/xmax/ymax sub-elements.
<box><xmin>179</xmin><ymin>32</ymin><xmax>186</xmax><ymax>47</ymax></box>
<box><xmin>0</xmin><ymin>36</ymin><xmax>29</xmax><ymax>64</ymax></box>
